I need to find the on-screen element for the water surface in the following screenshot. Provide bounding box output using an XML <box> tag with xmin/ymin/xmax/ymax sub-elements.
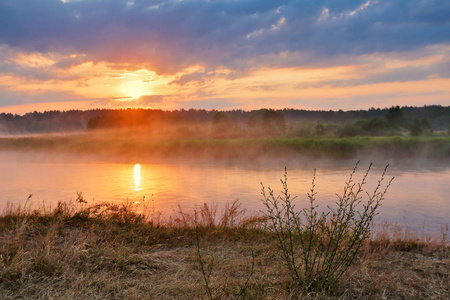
<box><xmin>0</xmin><ymin>152</ymin><xmax>448</xmax><ymax>236</ymax></box>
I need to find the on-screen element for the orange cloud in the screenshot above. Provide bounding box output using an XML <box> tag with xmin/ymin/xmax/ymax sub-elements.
<box><xmin>1</xmin><ymin>44</ymin><xmax>450</xmax><ymax>112</ymax></box>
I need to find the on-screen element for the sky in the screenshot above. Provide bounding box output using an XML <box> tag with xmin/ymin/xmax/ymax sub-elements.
<box><xmin>0</xmin><ymin>0</ymin><xmax>449</xmax><ymax>114</ymax></box>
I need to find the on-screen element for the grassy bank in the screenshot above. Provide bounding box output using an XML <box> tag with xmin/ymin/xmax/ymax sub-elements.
<box><xmin>1</xmin><ymin>200</ymin><xmax>448</xmax><ymax>299</ymax></box>
<box><xmin>1</xmin><ymin>131</ymin><xmax>450</xmax><ymax>161</ymax></box>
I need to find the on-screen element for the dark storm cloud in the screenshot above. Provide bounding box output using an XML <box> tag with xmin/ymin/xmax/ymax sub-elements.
<box><xmin>0</xmin><ymin>0</ymin><xmax>449</xmax><ymax>74</ymax></box>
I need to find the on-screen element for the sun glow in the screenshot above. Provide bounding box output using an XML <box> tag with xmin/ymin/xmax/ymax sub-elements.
<box><xmin>134</xmin><ymin>164</ymin><xmax>141</xmax><ymax>191</ymax></box>
<box><xmin>120</xmin><ymin>80</ymin><xmax>149</xmax><ymax>99</ymax></box>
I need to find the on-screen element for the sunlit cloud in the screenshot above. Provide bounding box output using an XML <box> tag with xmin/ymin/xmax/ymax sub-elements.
<box><xmin>348</xmin><ymin>1</ymin><xmax>374</xmax><ymax>16</ymax></box>
<box><xmin>0</xmin><ymin>0</ymin><xmax>449</xmax><ymax>112</ymax></box>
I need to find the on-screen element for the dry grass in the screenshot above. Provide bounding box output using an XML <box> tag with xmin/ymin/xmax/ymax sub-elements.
<box><xmin>0</xmin><ymin>201</ymin><xmax>448</xmax><ymax>299</ymax></box>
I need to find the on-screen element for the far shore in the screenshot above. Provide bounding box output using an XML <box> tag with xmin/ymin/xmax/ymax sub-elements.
<box><xmin>1</xmin><ymin>131</ymin><xmax>450</xmax><ymax>163</ymax></box>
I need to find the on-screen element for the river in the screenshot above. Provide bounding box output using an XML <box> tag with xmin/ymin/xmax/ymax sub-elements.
<box><xmin>0</xmin><ymin>152</ymin><xmax>448</xmax><ymax>236</ymax></box>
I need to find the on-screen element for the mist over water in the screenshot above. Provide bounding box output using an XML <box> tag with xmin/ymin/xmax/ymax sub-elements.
<box><xmin>0</xmin><ymin>151</ymin><xmax>448</xmax><ymax>236</ymax></box>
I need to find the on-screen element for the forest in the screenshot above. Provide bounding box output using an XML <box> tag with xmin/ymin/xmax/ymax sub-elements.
<box><xmin>0</xmin><ymin>105</ymin><xmax>449</xmax><ymax>138</ymax></box>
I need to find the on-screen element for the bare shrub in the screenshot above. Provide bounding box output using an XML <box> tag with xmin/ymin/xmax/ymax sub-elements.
<box><xmin>261</xmin><ymin>162</ymin><xmax>394</xmax><ymax>291</ymax></box>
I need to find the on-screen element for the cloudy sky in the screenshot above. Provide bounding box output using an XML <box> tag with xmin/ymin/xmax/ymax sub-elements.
<box><xmin>0</xmin><ymin>0</ymin><xmax>449</xmax><ymax>113</ymax></box>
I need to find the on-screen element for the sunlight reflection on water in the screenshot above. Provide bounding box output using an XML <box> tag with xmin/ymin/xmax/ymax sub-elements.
<box><xmin>134</xmin><ymin>164</ymin><xmax>141</xmax><ymax>191</ymax></box>
<box><xmin>0</xmin><ymin>154</ymin><xmax>449</xmax><ymax>236</ymax></box>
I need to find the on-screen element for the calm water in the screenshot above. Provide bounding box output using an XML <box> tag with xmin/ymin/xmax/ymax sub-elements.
<box><xmin>0</xmin><ymin>152</ymin><xmax>449</xmax><ymax>235</ymax></box>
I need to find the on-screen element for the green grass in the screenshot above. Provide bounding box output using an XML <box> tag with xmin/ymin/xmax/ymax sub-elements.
<box><xmin>1</xmin><ymin>132</ymin><xmax>450</xmax><ymax>161</ymax></box>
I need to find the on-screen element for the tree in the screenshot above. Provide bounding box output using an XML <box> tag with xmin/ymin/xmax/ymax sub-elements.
<box><xmin>409</xmin><ymin>117</ymin><xmax>431</xmax><ymax>136</ymax></box>
<box><xmin>212</xmin><ymin>112</ymin><xmax>232</xmax><ymax>136</ymax></box>
<box><xmin>409</xmin><ymin>118</ymin><xmax>422</xmax><ymax>136</ymax></box>
<box><xmin>262</xmin><ymin>109</ymin><xmax>286</xmax><ymax>134</ymax></box>
<box><xmin>314</xmin><ymin>123</ymin><xmax>326</xmax><ymax>136</ymax></box>
<box><xmin>246</xmin><ymin>116</ymin><xmax>256</xmax><ymax>128</ymax></box>
<box><xmin>386</xmin><ymin>105</ymin><xmax>404</xmax><ymax>125</ymax></box>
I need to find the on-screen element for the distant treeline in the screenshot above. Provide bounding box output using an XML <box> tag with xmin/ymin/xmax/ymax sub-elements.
<box><xmin>0</xmin><ymin>105</ymin><xmax>449</xmax><ymax>136</ymax></box>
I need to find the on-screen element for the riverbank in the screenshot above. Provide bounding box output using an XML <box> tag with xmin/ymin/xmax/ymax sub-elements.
<box><xmin>1</xmin><ymin>201</ymin><xmax>448</xmax><ymax>299</ymax></box>
<box><xmin>1</xmin><ymin>131</ymin><xmax>450</xmax><ymax>162</ymax></box>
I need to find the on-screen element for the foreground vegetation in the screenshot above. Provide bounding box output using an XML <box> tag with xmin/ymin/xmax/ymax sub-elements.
<box><xmin>1</xmin><ymin>166</ymin><xmax>448</xmax><ymax>299</ymax></box>
<box><xmin>1</xmin><ymin>201</ymin><xmax>448</xmax><ymax>299</ymax></box>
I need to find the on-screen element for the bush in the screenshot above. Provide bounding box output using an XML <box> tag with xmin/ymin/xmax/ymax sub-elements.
<box><xmin>261</xmin><ymin>162</ymin><xmax>394</xmax><ymax>292</ymax></box>
<box><xmin>335</xmin><ymin>123</ymin><xmax>364</xmax><ymax>137</ymax></box>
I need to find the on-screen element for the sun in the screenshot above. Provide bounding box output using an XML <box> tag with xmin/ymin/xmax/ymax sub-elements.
<box><xmin>109</xmin><ymin>68</ymin><xmax>161</xmax><ymax>103</ymax></box>
<box><xmin>119</xmin><ymin>79</ymin><xmax>149</xmax><ymax>100</ymax></box>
